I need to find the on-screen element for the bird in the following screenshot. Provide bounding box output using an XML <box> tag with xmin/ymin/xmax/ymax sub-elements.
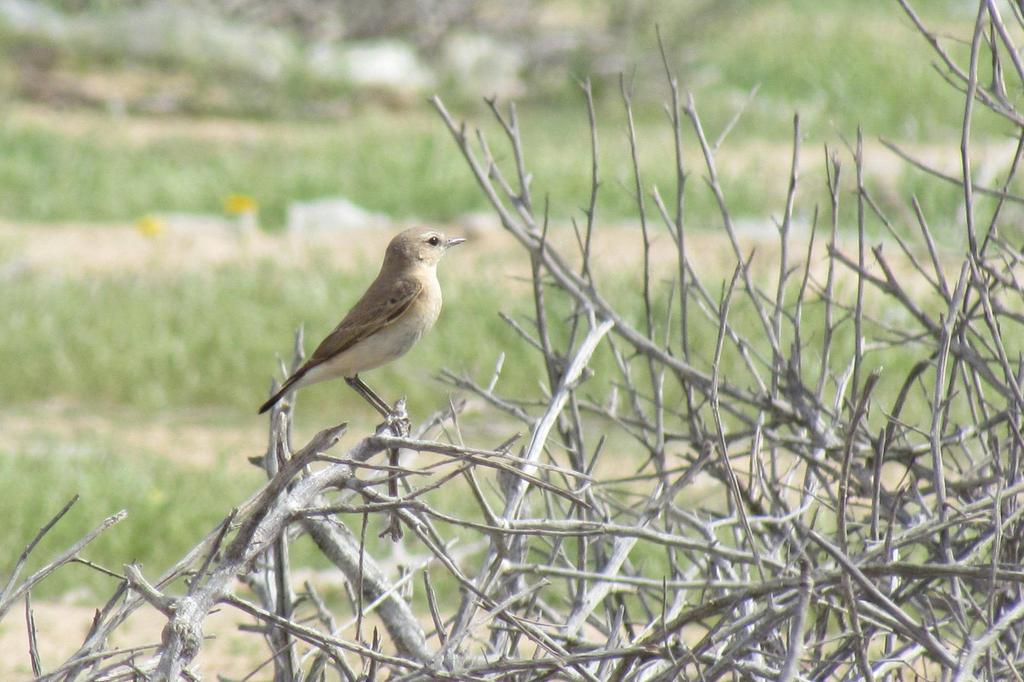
<box><xmin>258</xmin><ymin>226</ymin><xmax>466</xmax><ymax>416</ymax></box>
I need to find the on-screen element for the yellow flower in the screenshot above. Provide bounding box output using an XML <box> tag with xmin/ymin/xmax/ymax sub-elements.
<box><xmin>136</xmin><ymin>215</ymin><xmax>165</xmax><ymax>238</ymax></box>
<box><xmin>224</xmin><ymin>193</ymin><xmax>258</xmax><ymax>215</ymax></box>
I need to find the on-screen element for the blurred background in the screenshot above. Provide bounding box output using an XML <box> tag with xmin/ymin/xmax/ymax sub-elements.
<box><xmin>0</xmin><ymin>0</ymin><xmax>1009</xmax><ymax>672</ymax></box>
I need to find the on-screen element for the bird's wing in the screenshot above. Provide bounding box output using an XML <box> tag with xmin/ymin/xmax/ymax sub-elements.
<box><xmin>306</xmin><ymin>276</ymin><xmax>423</xmax><ymax>366</ymax></box>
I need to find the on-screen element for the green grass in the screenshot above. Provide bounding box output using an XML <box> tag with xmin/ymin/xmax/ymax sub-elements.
<box><xmin>698</xmin><ymin>2</ymin><xmax>974</xmax><ymax>140</ymax></box>
<box><xmin>0</xmin><ymin>441</ymin><xmax>262</xmax><ymax>598</ymax></box>
<box><xmin>0</xmin><ymin>99</ymin><xmax>1009</xmax><ymax>240</ymax></box>
<box><xmin>0</xmin><ymin>108</ymin><xmax>478</xmax><ymax>227</ymax></box>
<box><xmin>0</xmin><ymin>1</ymin><xmax>1013</xmax><ymax>233</ymax></box>
<box><xmin>0</xmin><ymin>426</ymin><xmax>473</xmax><ymax>601</ymax></box>
<box><xmin>0</xmin><ymin>255</ymin><xmax>546</xmax><ymax>419</ymax></box>
<box><xmin>0</xmin><ymin>100</ymin><xmax>790</xmax><ymax>230</ymax></box>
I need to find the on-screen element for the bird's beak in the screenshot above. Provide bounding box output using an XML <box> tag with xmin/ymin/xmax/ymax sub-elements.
<box><xmin>445</xmin><ymin>237</ymin><xmax>467</xmax><ymax>249</ymax></box>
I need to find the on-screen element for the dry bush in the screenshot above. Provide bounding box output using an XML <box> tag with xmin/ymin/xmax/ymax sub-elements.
<box><xmin>5</xmin><ymin>1</ymin><xmax>1024</xmax><ymax>680</ymax></box>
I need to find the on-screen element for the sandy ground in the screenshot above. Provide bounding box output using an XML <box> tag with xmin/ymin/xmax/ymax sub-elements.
<box><xmin>0</xmin><ymin>210</ymin><xmax>948</xmax><ymax>281</ymax></box>
<box><xmin>1</xmin><ymin>398</ymin><xmax>261</xmax><ymax>470</ymax></box>
<box><xmin>0</xmin><ymin>217</ymin><xmax>705</xmax><ymax>275</ymax></box>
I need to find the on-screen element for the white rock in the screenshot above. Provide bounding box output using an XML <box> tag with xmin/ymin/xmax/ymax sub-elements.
<box><xmin>0</xmin><ymin>0</ymin><xmax>67</xmax><ymax>36</ymax></box>
<box><xmin>306</xmin><ymin>42</ymin><xmax>349</xmax><ymax>81</ymax></box>
<box><xmin>73</xmin><ymin>3</ymin><xmax>294</xmax><ymax>82</ymax></box>
<box><xmin>442</xmin><ymin>32</ymin><xmax>525</xmax><ymax>98</ymax></box>
<box><xmin>342</xmin><ymin>40</ymin><xmax>435</xmax><ymax>93</ymax></box>
<box><xmin>287</xmin><ymin>198</ymin><xmax>390</xmax><ymax>235</ymax></box>
<box><xmin>458</xmin><ymin>211</ymin><xmax>501</xmax><ymax>238</ymax></box>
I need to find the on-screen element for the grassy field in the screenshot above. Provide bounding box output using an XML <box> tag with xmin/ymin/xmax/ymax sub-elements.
<box><xmin>0</xmin><ymin>101</ymin><xmax>843</xmax><ymax>229</ymax></box>
<box><xmin>0</xmin><ymin>1</ymin><xmax>1009</xmax><ymax>231</ymax></box>
<box><xmin>0</xmin><ymin>234</ymin><xmax>539</xmax><ymax>415</ymax></box>
<box><xmin>0</xmin><ymin>441</ymin><xmax>262</xmax><ymax>598</ymax></box>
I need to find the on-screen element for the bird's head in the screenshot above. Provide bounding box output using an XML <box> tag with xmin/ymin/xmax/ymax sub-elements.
<box><xmin>386</xmin><ymin>227</ymin><xmax>466</xmax><ymax>268</ymax></box>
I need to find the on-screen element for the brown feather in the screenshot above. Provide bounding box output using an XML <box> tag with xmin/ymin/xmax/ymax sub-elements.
<box><xmin>257</xmin><ymin>276</ymin><xmax>422</xmax><ymax>414</ymax></box>
<box><xmin>258</xmin><ymin>369</ymin><xmax>307</xmax><ymax>414</ymax></box>
<box><xmin>307</xmin><ymin>276</ymin><xmax>423</xmax><ymax>365</ymax></box>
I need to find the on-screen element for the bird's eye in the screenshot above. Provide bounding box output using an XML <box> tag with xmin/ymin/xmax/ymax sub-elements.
<box><xmin>427</xmin><ymin>236</ymin><xmax>441</xmax><ymax>246</ymax></box>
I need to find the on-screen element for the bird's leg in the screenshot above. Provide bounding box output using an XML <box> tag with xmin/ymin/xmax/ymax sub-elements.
<box><xmin>346</xmin><ymin>376</ymin><xmax>408</xmax><ymax>541</ymax></box>
<box><xmin>345</xmin><ymin>375</ymin><xmax>392</xmax><ymax>418</ymax></box>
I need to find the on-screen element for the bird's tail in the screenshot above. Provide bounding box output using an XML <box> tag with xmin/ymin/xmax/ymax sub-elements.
<box><xmin>258</xmin><ymin>369</ymin><xmax>307</xmax><ymax>414</ymax></box>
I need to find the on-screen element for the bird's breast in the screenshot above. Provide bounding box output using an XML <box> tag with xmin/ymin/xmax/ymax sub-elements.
<box><xmin>325</xmin><ymin>278</ymin><xmax>442</xmax><ymax>378</ymax></box>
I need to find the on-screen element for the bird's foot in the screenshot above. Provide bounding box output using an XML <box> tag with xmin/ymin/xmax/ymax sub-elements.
<box><xmin>380</xmin><ymin>397</ymin><xmax>410</xmax><ymax>437</ymax></box>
